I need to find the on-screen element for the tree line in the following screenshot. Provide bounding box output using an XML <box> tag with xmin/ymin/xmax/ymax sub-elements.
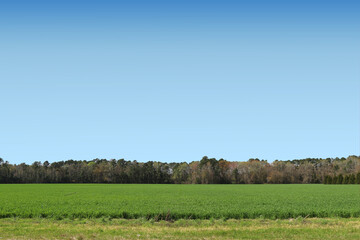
<box><xmin>0</xmin><ymin>156</ymin><xmax>360</xmax><ymax>184</ymax></box>
<box><xmin>324</xmin><ymin>173</ymin><xmax>360</xmax><ymax>184</ymax></box>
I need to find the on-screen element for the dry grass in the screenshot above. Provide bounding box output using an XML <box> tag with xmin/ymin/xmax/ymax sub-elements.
<box><xmin>1</xmin><ymin>218</ymin><xmax>360</xmax><ymax>239</ymax></box>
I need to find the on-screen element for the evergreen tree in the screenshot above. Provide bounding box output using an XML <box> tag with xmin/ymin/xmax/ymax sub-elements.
<box><xmin>332</xmin><ymin>176</ymin><xmax>338</xmax><ymax>184</ymax></box>
<box><xmin>349</xmin><ymin>174</ymin><xmax>355</xmax><ymax>184</ymax></box>
<box><xmin>356</xmin><ymin>173</ymin><xmax>360</xmax><ymax>184</ymax></box>
<box><xmin>337</xmin><ymin>174</ymin><xmax>343</xmax><ymax>184</ymax></box>
<box><xmin>327</xmin><ymin>176</ymin><xmax>333</xmax><ymax>184</ymax></box>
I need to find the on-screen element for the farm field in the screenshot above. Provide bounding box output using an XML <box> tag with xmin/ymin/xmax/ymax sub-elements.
<box><xmin>1</xmin><ymin>184</ymin><xmax>360</xmax><ymax>220</ymax></box>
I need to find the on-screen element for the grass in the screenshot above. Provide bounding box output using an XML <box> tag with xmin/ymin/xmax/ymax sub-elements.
<box><xmin>1</xmin><ymin>218</ymin><xmax>360</xmax><ymax>239</ymax></box>
<box><xmin>1</xmin><ymin>184</ymin><xmax>360</xmax><ymax>220</ymax></box>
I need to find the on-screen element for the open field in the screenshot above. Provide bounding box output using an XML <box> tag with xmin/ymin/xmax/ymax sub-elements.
<box><xmin>1</xmin><ymin>184</ymin><xmax>360</xmax><ymax>220</ymax></box>
<box><xmin>1</xmin><ymin>218</ymin><xmax>360</xmax><ymax>239</ymax></box>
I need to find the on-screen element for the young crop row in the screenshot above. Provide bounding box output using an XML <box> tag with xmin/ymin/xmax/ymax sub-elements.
<box><xmin>1</xmin><ymin>210</ymin><xmax>360</xmax><ymax>221</ymax></box>
<box><xmin>1</xmin><ymin>184</ymin><xmax>359</xmax><ymax>220</ymax></box>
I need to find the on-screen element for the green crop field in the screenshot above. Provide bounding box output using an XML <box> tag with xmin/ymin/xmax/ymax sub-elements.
<box><xmin>1</xmin><ymin>184</ymin><xmax>360</xmax><ymax>220</ymax></box>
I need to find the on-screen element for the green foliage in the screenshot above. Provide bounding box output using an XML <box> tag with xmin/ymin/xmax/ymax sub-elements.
<box><xmin>1</xmin><ymin>184</ymin><xmax>360</xmax><ymax>220</ymax></box>
<box><xmin>349</xmin><ymin>174</ymin><xmax>355</xmax><ymax>184</ymax></box>
<box><xmin>332</xmin><ymin>176</ymin><xmax>338</xmax><ymax>184</ymax></box>
<box><xmin>326</xmin><ymin>173</ymin><xmax>359</xmax><ymax>185</ymax></box>
<box><xmin>324</xmin><ymin>176</ymin><xmax>329</xmax><ymax>184</ymax></box>
<box><xmin>357</xmin><ymin>173</ymin><xmax>360</xmax><ymax>184</ymax></box>
<box><xmin>337</xmin><ymin>174</ymin><xmax>343</xmax><ymax>184</ymax></box>
<box><xmin>326</xmin><ymin>176</ymin><xmax>333</xmax><ymax>184</ymax></box>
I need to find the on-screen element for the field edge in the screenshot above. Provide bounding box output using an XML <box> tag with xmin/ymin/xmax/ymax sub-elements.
<box><xmin>1</xmin><ymin>218</ymin><xmax>360</xmax><ymax>239</ymax></box>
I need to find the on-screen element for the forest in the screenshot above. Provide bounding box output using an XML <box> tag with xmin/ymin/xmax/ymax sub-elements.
<box><xmin>0</xmin><ymin>156</ymin><xmax>359</xmax><ymax>184</ymax></box>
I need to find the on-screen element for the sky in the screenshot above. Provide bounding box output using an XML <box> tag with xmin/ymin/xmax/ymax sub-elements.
<box><xmin>1</xmin><ymin>0</ymin><xmax>359</xmax><ymax>164</ymax></box>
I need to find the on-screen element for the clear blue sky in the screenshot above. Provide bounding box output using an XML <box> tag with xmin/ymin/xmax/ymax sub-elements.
<box><xmin>1</xmin><ymin>0</ymin><xmax>359</xmax><ymax>164</ymax></box>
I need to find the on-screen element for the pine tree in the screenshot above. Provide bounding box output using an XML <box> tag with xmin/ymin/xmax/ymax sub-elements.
<box><xmin>332</xmin><ymin>176</ymin><xmax>338</xmax><ymax>184</ymax></box>
<box><xmin>349</xmin><ymin>174</ymin><xmax>355</xmax><ymax>184</ymax></box>
<box><xmin>357</xmin><ymin>173</ymin><xmax>360</xmax><ymax>184</ymax></box>
<box><xmin>324</xmin><ymin>176</ymin><xmax>328</xmax><ymax>184</ymax></box>
<box><xmin>337</xmin><ymin>174</ymin><xmax>343</xmax><ymax>184</ymax></box>
<box><xmin>327</xmin><ymin>176</ymin><xmax>333</xmax><ymax>184</ymax></box>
